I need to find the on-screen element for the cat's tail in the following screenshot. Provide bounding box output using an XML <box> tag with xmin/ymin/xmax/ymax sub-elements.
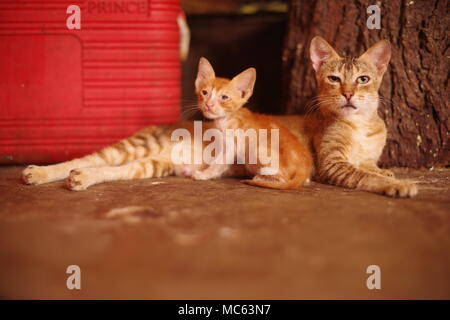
<box><xmin>241</xmin><ymin>166</ymin><xmax>311</xmax><ymax>190</ymax></box>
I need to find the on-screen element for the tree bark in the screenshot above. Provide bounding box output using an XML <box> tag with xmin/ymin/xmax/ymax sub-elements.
<box><xmin>282</xmin><ymin>0</ymin><xmax>449</xmax><ymax>168</ymax></box>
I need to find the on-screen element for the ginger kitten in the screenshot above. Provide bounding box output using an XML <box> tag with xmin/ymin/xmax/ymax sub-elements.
<box><xmin>192</xmin><ymin>58</ymin><xmax>312</xmax><ymax>189</ymax></box>
<box><xmin>303</xmin><ymin>36</ymin><xmax>418</xmax><ymax>197</ymax></box>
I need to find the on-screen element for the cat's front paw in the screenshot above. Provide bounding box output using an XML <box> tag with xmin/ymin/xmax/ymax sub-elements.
<box><xmin>22</xmin><ymin>165</ymin><xmax>48</xmax><ymax>185</ymax></box>
<box><xmin>67</xmin><ymin>169</ymin><xmax>93</xmax><ymax>191</ymax></box>
<box><xmin>382</xmin><ymin>180</ymin><xmax>418</xmax><ymax>198</ymax></box>
<box><xmin>191</xmin><ymin>170</ymin><xmax>211</xmax><ymax>181</ymax></box>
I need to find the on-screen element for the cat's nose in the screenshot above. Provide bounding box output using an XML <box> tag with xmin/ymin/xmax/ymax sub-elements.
<box><xmin>343</xmin><ymin>91</ymin><xmax>354</xmax><ymax>100</ymax></box>
<box><xmin>206</xmin><ymin>103</ymin><xmax>214</xmax><ymax>110</ymax></box>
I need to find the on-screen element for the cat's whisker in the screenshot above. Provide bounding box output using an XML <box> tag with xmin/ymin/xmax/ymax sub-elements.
<box><xmin>182</xmin><ymin>104</ymin><xmax>200</xmax><ymax>109</ymax></box>
<box><xmin>181</xmin><ymin>106</ymin><xmax>201</xmax><ymax>113</ymax></box>
<box><xmin>181</xmin><ymin>106</ymin><xmax>202</xmax><ymax>118</ymax></box>
<box><xmin>181</xmin><ymin>108</ymin><xmax>201</xmax><ymax>116</ymax></box>
<box><xmin>378</xmin><ymin>96</ymin><xmax>396</xmax><ymax>107</ymax></box>
<box><xmin>303</xmin><ymin>99</ymin><xmax>335</xmax><ymax>120</ymax></box>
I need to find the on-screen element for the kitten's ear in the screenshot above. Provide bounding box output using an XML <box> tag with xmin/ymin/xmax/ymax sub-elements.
<box><xmin>195</xmin><ymin>57</ymin><xmax>215</xmax><ymax>89</ymax></box>
<box><xmin>231</xmin><ymin>68</ymin><xmax>256</xmax><ymax>99</ymax></box>
<box><xmin>310</xmin><ymin>36</ymin><xmax>339</xmax><ymax>72</ymax></box>
<box><xmin>359</xmin><ymin>40</ymin><xmax>391</xmax><ymax>74</ymax></box>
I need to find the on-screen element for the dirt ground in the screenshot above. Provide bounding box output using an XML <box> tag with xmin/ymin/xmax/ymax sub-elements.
<box><xmin>0</xmin><ymin>166</ymin><xmax>449</xmax><ymax>299</ymax></box>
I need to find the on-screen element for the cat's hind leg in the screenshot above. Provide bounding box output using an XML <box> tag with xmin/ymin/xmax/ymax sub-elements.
<box><xmin>23</xmin><ymin>153</ymin><xmax>109</xmax><ymax>186</ymax></box>
<box><xmin>23</xmin><ymin>126</ymin><xmax>170</xmax><ymax>185</ymax></box>
<box><xmin>67</xmin><ymin>157</ymin><xmax>174</xmax><ymax>191</ymax></box>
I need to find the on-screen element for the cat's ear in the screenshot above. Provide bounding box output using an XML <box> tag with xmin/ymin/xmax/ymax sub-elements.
<box><xmin>310</xmin><ymin>36</ymin><xmax>339</xmax><ymax>72</ymax></box>
<box><xmin>195</xmin><ymin>57</ymin><xmax>215</xmax><ymax>89</ymax></box>
<box><xmin>359</xmin><ymin>40</ymin><xmax>391</xmax><ymax>74</ymax></box>
<box><xmin>231</xmin><ymin>68</ymin><xmax>256</xmax><ymax>99</ymax></box>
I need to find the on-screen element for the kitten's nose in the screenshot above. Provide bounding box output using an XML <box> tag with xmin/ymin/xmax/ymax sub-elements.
<box><xmin>343</xmin><ymin>91</ymin><xmax>354</xmax><ymax>100</ymax></box>
<box><xmin>206</xmin><ymin>103</ymin><xmax>214</xmax><ymax>110</ymax></box>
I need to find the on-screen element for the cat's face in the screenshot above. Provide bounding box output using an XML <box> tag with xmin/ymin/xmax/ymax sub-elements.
<box><xmin>310</xmin><ymin>36</ymin><xmax>391</xmax><ymax>118</ymax></box>
<box><xmin>195</xmin><ymin>58</ymin><xmax>256</xmax><ymax>120</ymax></box>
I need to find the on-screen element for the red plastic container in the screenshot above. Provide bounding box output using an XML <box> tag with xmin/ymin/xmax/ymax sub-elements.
<box><xmin>0</xmin><ymin>0</ymin><xmax>180</xmax><ymax>164</ymax></box>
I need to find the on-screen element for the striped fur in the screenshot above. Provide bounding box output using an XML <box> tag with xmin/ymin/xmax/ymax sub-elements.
<box><xmin>23</xmin><ymin>124</ymin><xmax>187</xmax><ymax>190</ymax></box>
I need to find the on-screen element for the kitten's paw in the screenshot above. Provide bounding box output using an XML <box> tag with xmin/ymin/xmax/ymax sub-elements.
<box><xmin>22</xmin><ymin>165</ymin><xmax>48</xmax><ymax>185</ymax></box>
<box><xmin>382</xmin><ymin>180</ymin><xmax>418</xmax><ymax>198</ymax></box>
<box><xmin>191</xmin><ymin>170</ymin><xmax>211</xmax><ymax>181</ymax></box>
<box><xmin>67</xmin><ymin>169</ymin><xmax>92</xmax><ymax>191</ymax></box>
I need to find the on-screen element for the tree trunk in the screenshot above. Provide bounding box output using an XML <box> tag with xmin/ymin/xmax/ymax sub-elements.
<box><xmin>282</xmin><ymin>0</ymin><xmax>449</xmax><ymax>168</ymax></box>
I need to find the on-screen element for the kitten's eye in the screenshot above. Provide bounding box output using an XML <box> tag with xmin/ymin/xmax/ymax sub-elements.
<box><xmin>221</xmin><ymin>95</ymin><xmax>229</xmax><ymax>100</ymax></box>
<box><xmin>201</xmin><ymin>90</ymin><xmax>208</xmax><ymax>95</ymax></box>
<box><xmin>328</xmin><ymin>76</ymin><xmax>341</xmax><ymax>83</ymax></box>
<box><xmin>357</xmin><ymin>76</ymin><xmax>370</xmax><ymax>84</ymax></box>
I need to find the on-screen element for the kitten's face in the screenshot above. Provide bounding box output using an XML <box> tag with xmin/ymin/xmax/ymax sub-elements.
<box><xmin>310</xmin><ymin>37</ymin><xmax>391</xmax><ymax>118</ymax></box>
<box><xmin>195</xmin><ymin>58</ymin><xmax>256</xmax><ymax>120</ymax></box>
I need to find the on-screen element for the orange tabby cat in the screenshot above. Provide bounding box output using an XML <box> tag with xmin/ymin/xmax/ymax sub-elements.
<box><xmin>191</xmin><ymin>58</ymin><xmax>312</xmax><ymax>189</ymax></box>
<box><xmin>276</xmin><ymin>36</ymin><xmax>418</xmax><ymax>197</ymax></box>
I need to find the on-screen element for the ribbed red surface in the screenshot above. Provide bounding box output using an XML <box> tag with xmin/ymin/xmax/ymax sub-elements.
<box><xmin>0</xmin><ymin>0</ymin><xmax>180</xmax><ymax>163</ymax></box>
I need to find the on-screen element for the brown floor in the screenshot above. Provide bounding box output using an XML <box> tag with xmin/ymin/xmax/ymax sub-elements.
<box><xmin>0</xmin><ymin>166</ymin><xmax>449</xmax><ymax>299</ymax></box>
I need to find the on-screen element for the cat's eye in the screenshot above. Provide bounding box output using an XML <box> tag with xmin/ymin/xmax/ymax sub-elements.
<box><xmin>201</xmin><ymin>90</ymin><xmax>208</xmax><ymax>95</ymax></box>
<box><xmin>328</xmin><ymin>76</ymin><xmax>341</xmax><ymax>83</ymax></box>
<box><xmin>221</xmin><ymin>95</ymin><xmax>229</xmax><ymax>100</ymax></box>
<box><xmin>357</xmin><ymin>76</ymin><xmax>370</xmax><ymax>84</ymax></box>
